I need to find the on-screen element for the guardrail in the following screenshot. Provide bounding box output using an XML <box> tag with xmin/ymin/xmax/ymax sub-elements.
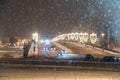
<box><xmin>86</xmin><ymin>43</ymin><xmax>120</xmax><ymax>53</ymax></box>
<box><xmin>13</xmin><ymin>59</ymin><xmax>120</xmax><ymax>64</ymax></box>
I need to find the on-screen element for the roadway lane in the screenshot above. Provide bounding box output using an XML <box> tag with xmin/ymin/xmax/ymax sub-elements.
<box><xmin>0</xmin><ymin>68</ymin><xmax>120</xmax><ymax>80</ymax></box>
<box><xmin>37</xmin><ymin>47</ymin><xmax>58</xmax><ymax>57</ymax></box>
<box><xmin>38</xmin><ymin>42</ymin><xmax>63</xmax><ymax>57</ymax></box>
<box><xmin>28</xmin><ymin>43</ymin><xmax>58</xmax><ymax>57</ymax></box>
<box><xmin>27</xmin><ymin>42</ymin><xmax>86</xmax><ymax>60</ymax></box>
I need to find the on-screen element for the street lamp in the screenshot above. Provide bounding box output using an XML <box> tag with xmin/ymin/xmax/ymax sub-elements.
<box><xmin>64</xmin><ymin>34</ymin><xmax>67</xmax><ymax>40</ymax></box>
<box><xmin>79</xmin><ymin>32</ymin><xmax>84</xmax><ymax>44</ymax></box>
<box><xmin>90</xmin><ymin>33</ymin><xmax>97</xmax><ymax>44</ymax></box>
<box><xmin>70</xmin><ymin>32</ymin><xmax>75</xmax><ymax>41</ymax></box>
<box><xmin>61</xmin><ymin>34</ymin><xmax>66</xmax><ymax>40</ymax></box>
<box><xmin>101</xmin><ymin>33</ymin><xmax>105</xmax><ymax>51</ymax></box>
<box><xmin>32</xmin><ymin>32</ymin><xmax>38</xmax><ymax>54</ymax></box>
<box><xmin>57</xmin><ymin>36</ymin><xmax>60</xmax><ymax>41</ymax></box>
<box><xmin>74</xmin><ymin>32</ymin><xmax>79</xmax><ymax>41</ymax></box>
<box><xmin>101</xmin><ymin>33</ymin><xmax>105</xmax><ymax>38</ymax></box>
<box><xmin>67</xmin><ymin>33</ymin><xmax>72</xmax><ymax>41</ymax></box>
<box><xmin>67</xmin><ymin>33</ymin><xmax>70</xmax><ymax>40</ymax></box>
<box><xmin>32</xmin><ymin>32</ymin><xmax>38</xmax><ymax>42</ymax></box>
<box><xmin>83</xmin><ymin>32</ymin><xmax>89</xmax><ymax>43</ymax></box>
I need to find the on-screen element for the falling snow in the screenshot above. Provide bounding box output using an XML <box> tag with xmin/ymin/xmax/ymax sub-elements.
<box><xmin>0</xmin><ymin>0</ymin><xmax>120</xmax><ymax>43</ymax></box>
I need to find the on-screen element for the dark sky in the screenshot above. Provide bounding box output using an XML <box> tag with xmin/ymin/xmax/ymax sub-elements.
<box><xmin>0</xmin><ymin>0</ymin><xmax>120</xmax><ymax>39</ymax></box>
<box><xmin>0</xmin><ymin>0</ymin><xmax>90</xmax><ymax>38</ymax></box>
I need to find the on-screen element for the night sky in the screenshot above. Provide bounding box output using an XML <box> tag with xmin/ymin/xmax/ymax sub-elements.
<box><xmin>0</xmin><ymin>0</ymin><xmax>120</xmax><ymax>39</ymax></box>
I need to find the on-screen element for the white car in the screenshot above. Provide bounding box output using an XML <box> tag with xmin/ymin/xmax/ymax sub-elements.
<box><xmin>57</xmin><ymin>50</ymin><xmax>67</xmax><ymax>56</ymax></box>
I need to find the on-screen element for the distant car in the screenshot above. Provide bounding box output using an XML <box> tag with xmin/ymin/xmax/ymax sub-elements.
<box><xmin>57</xmin><ymin>50</ymin><xmax>67</xmax><ymax>56</ymax></box>
<box><xmin>50</xmin><ymin>46</ymin><xmax>56</xmax><ymax>51</ymax></box>
<box><xmin>43</xmin><ymin>47</ymin><xmax>49</xmax><ymax>51</ymax></box>
<box><xmin>118</xmin><ymin>58</ymin><xmax>120</xmax><ymax>61</ymax></box>
<box><xmin>85</xmin><ymin>54</ymin><xmax>94</xmax><ymax>61</ymax></box>
<box><xmin>103</xmin><ymin>56</ymin><xmax>118</xmax><ymax>62</ymax></box>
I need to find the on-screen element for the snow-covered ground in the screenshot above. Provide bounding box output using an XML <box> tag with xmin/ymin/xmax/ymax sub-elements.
<box><xmin>0</xmin><ymin>45</ymin><xmax>23</xmax><ymax>59</ymax></box>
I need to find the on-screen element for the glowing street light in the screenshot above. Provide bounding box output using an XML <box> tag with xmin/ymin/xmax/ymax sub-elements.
<box><xmin>90</xmin><ymin>33</ymin><xmax>97</xmax><ymax>44</ymax></box>
<box><xmin>32</xmin><ymin>32</ymin><xmax>38</xmax><ymax>42</ymax></box>
<box><xmin>70</xmin><ymin>33</ymin><xmax>75</xmax><ymax>40</ymax></box>
<box><xmin>74</xmin><ymin>32</ymin><xmax>79</xmax><ymax>40</ymax></box>
<box><xmin>67</xmin><ymin>33</ymin><xmax>71</xmax><ymax>40</ymax></box>
<box><xmin>79</xmin><ymin>32</ymin><xmax>84</xmax><ymax>43</ymax></box>
<box><xmin>63</xmin><ymin>34</ymin><xmax>67</xmax><ymax>40</ymax></box>
<box><xmin>83</xmin><ymin>32</ymin><xmax>89</xmax><ymax>42</ymax></box>
<box><xmin>60</xmin><ymin>34</ymin><xmax>65</xmax><ymax>40</ymax></box>
<box><xmin>101</xmin><ymin>33</ymin><xmax>105</xmax><ymax>38</ymax></box>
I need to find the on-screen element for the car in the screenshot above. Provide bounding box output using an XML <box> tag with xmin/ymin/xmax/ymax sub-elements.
<box><xmin>42</xmin><ymin>47</ymin><xmax>49</xmax><ymax>51</ymax></box>
<box><xmin>50</xmin><ymin>46</ymin><xmax>56</xmax><ymax>51</ymax></box>
<box><xmin>57</xmin><ymin>50</ymin><xmax>67</xmax><ymax>56</ymax></box>
<box><xmin>102</xmin><ymin>56</ymin><xmax>118</xmax><ymax>62</ymax></box>
<box><xmin>85</xmin><ymin>54</ymin><xmax>94</xmax><ymax>61</ymax></box>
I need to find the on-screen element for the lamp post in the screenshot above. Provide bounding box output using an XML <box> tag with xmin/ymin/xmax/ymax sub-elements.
<box><xmin>70</xmin><ymin>33</ymin><xmax>75</xmax><ymax>41</ymax></box>
<box><xmin>101</xmin><ymin>33</ymin><xmax>105</xmax><ymax>51</ymax></box>
<box><xmin>82</xmin><ymin>32</ymin><xmax>89</xmax><ymax>46</ymax></box>
<box><xmin>61</xmin><ymin>34</ymin><xmax>66</xmax><ymax>41</ymax></box>
<box><xmin>79</xmin><ymin>32</ymin><xmax>84</xmax><ymax>44</ymax></box>
<box><xmin>32</xmin><ymin>32</ymin><xmax>38</xmax><ymax>42</ymax></box>
<box><xmin>74</xmin><ymin>32</ymin><xmax>79</xmax><ymax>41</ymax></box>
<box><xmin>90</xmin><ymin>33</ymin><xmax>97</xmax><ymax>48</ymax></box>
<box><xmin>32</xmin><ymin>32</ymin><xmax>38</xmax><ymax>54</ymax></box>
<box><xmin>101</xmin><ymin>33</ymin><xmax>105</xmax><ymax>38</ymax></box>
<box><xmin>67</xmin><ymin>33</ymin><xmax>71</xmax><ymax>41</ymax></box>
<box><xmin>83</xmin><ymin>32</ymin><xmax>89</xmax><ymax>43</ymax></box>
